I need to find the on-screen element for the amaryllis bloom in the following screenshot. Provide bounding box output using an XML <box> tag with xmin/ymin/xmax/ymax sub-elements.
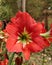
<box><xmin>0</xmin><ymin>54</ymin><xmax>8</xmax><ymax>65</ymax></box>
<box><xmin>5</xmin><ymin>11</ymin><xmax>50</xmax><ymax>60</ymax></box>
<box><xmin>0</xmin><ymin>58</ymin><xmax>8</xmax><ymax>65</ymax></box>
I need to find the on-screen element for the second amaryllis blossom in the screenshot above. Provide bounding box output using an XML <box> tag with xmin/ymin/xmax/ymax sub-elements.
<box><xmin>0</xmin><ymin>54</ymin><xmax>8</xmax><ymax>65</ymax></box>
<box><xmin>4</xmin><ymin>11</ymin><xmax>50</xmax><ymax>60</ymax></box>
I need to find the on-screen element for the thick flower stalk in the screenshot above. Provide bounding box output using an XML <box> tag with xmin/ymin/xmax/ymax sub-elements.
<box><xmin>4</xmin><ymin>11</ymin><xmax>50</xmax><ymax>60</ymax></box>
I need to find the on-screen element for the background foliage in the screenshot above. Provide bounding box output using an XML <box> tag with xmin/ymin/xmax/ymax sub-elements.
<box><xmin>0</xmin><ymin>0</ymin><xmax>52</xmax><ymax>21</ymax></box>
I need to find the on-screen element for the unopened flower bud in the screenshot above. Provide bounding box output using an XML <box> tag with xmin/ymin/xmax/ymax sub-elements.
<box><xmin>15</xmin><ymin>57</ymin><xmax>23</xmax><ymax>65</ymax></box>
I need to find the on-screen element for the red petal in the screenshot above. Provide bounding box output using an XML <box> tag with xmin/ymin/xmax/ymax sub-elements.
<box><xmin>6</xmin><ymin>35</ymin><xmax>17</xmax><ymax>52</ymax></box>
<box><xmin>27</xmin><ymin>42</ymin><xmax>42</xmax><ymax>52</ymax></box>
<box><xmin>33</xmin><ymin>22</ymin><xmax>44</xmax><ymax>33</ymax></box>
<box><xmin>30</xmin><ymin>23</ymin><xmax>45</xmax><ymax>39</ymax></box>
<box><xmin>26</xmin><ymin>16</ymin><xmax>36</xmax><ymax>33</ymax></box>
<box><xmin>33</xmin><ymin>36</ymin><xmax>50</xmax><ymax>48</ymax></box>
<box><xmin>23</xmin><ymin>48</ymin><xmax>30</xmax><ymax>60</ymax></box>
<box><xmin>6</xmin><ymin>23</ymin><xmax>17</xmax><ymax>35</ymax></box>
<box><xmin>6</xmin><ymin>35</ymin><xmax>22</xmax><ymax>52</ymax></box>
<box><xmin>11</xmin><ymin>42</ymin><xmax>23</xmax><ymax>52</ymax></box>
<box><xmin>11</xmin><ymin>11</ymin><xmax>37</xmax><ymax>33</ymax></box>
<box><xmin>1</xmin><ymin>61</ymin><xmax>4</xmax><ymax>65</ymax></box>
<box><xmin>12</xmin><ymin>13</ymin><xmax>26</xmax><ymax>33</ymax></box>
<box><xmin>16</xmin><ymin>11</ymin><xmax>22</xmax><ymax>18</ymax></box>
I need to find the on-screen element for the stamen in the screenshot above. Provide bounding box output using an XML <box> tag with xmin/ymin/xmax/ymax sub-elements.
<box><xmin>17</xmin><ymin>27</ymin><xmax>32</xmax><ymax>47</ymax></box>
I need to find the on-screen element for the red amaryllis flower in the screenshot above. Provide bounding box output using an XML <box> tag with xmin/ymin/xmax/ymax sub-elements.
<box><xmin>5</xmin><ymin>11</ymin><xmax>50</xmax><ymax>60</ymax></box>
<box><xmin>0</xmin><ymin>58</ymin><xmax>8</xmax><ymax>65</ymax></box>
<box><xmin>0</xmin><ymin>54</ymin><xmax>8</xmax><ymax>65</ymax></box>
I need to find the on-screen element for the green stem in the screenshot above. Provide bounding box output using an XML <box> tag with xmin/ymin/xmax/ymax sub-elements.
<box><xmin>42</xmin><ymin>50</ymin><xmax>45</xmax><ymax>65</ymax></box>
<box><xmin>8</xmin><ymin>53</ymin><xmax>15</xmax><ymax>65</ymax></box>
<box><xmin>42</xmin><ymin>56</ymin><xmax>45</xmax><ymax>65</ymax></box>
